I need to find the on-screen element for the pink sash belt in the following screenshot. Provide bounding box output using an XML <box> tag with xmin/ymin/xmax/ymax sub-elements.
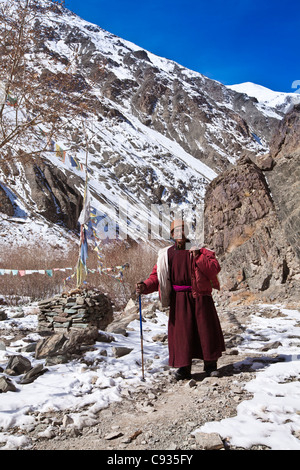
<box><xmin>173</xmin><ymin>285</ymin><xmax>192</xmax><ymax>292</ymax></box>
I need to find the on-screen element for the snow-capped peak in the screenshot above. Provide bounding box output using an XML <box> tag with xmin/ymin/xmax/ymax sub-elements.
<box><xmin>227</xmin><ymin>82</ymin><xmax>300</xmax><ymax>114</ymax></box>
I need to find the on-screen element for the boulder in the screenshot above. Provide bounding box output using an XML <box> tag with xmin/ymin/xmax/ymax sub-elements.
<box><xmin>35</xmin><ymin>327</ymin><xmax>100</xmax><ymax>361</ymax></box>
<box><xmin>124</xmin><ymin>298</ymin><xmax>138</xmax><ymax>315</ymax></box>
<box><xmin>0</xmin><ymin>376</ymin><xmax>17</xmax><ymax>393</ymax></box>
<box><xmin>106</xmin><ymin>299</ymin><xmax>139</xmax><ymax>336</ymax></box>
<box><xmin>35</xmin><ymin>333</ymin><xmax>67</xmax><ymax>359</ymax></box>
<box><xmin>97</xmin><ymin>331</ymin><xmax>115</xmax><ymax>343</ymax></box>
<box><xmin>5</xmin><ymin>355</ymin><xmax>32</xmax><ymax>375</ymax></box>
<box><xmin>0</xmin><ymin>310</ymin><xmax>7</xmax><ymax>321</ymax></box>
<box><xmin>60</xmin><ymin>327</ymin><xmax>99</xmax><ymax>355</ymax></box>
<box><xmin>193</xmin><ymin>432</ymin><xmax>224</xmax><ymax>450</ymax></box>
<box><xmin>112</xmin><ymin>346</ymin><xmax>133</xmax><ymax>358</ymax></box>
<box><xmin>20</xmin><ymin>364</ymin><xmax>48</xmax><ymax>384</ymax></box>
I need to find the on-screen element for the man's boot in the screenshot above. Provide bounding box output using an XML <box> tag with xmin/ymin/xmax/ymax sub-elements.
<box><xmin>174</xmin><ymin>365</ymin><xmax>192</xmax><ymax>381</ymax></box>
<box><xmin>204</xmin><ymin>360</ymin><xmax>218</xmax><ymax>377</ymax></box>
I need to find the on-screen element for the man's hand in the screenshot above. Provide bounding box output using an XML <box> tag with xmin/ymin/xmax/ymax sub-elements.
<box><xmin>189</xmin><ymin>246</ymin><xmax>200</xmax><ymax>258</ymax></box>
<box><xmin>136</xmin><ymin>282</ymin><xmax>146</xmax><ymax>295</ymax></box>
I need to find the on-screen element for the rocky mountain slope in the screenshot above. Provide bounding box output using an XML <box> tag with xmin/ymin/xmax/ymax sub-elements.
<box><xmin>0</xmin><ymin>0</ymin><xmax>299</xmax><ymax>306</ymax></box>
<box><xmin>0</xmin><ymin>0</ymin><xmax>292</xmax><ymax>252</ymax></box>
<box><xmin>204</xmin><ymin>105</ymin><xmax>300</xmax><ymax>303</ymax></box>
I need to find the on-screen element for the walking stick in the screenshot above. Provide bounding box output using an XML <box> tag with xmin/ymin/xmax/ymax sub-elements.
<box><xmin>139</xmin><ymin>294</ymin><xmax>145</xmax><ymax>381</ymax></box>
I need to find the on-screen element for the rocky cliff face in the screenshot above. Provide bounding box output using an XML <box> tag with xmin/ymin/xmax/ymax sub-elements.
<box><xmin>0</xmin><ymin>157</ymin><xmax>83</xmax><ymax>231</ymax></box>
<box><xmin>23</xmin><ymin>159</ymin><xmax>83</xmax><ymax>230</ymax></box>
<box><xmin>266</xmin><ymin>104</ymin><xmax>300</xmax><ymax>261</ymax></box>
<box><xmin>204</xmin><ymin>106</ymin><xmax>300</xmax><ymax>303</ymax></box>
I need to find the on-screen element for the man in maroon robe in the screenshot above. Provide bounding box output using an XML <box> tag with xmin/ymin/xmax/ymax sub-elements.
<box><xmin>136</xmin><ymin>220</ymin><xmax>225</xmax><ymax>380</ymax></box>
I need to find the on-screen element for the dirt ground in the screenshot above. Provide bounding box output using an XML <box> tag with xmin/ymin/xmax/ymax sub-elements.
<box><xmin>29</xmin><ymin>303</ymin><xmax>275</xmax><ymax>451</ymax></box>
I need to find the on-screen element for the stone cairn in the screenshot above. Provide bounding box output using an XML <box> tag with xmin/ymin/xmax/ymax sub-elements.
<box><xmin>0</xmin><ymin>289</ymin><xmax>115</xmax><ymax>393</ymax></box>
<box><xmin>38</xmin><ymin>288</ymin><xmax>113</xmax><ymax>333</ymax></box>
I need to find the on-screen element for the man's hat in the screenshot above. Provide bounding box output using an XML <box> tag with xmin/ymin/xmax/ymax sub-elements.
<box><xmin>170</xmin><ymin>219</ymin><xmax>189</xmax><ymax>235</ymax></box>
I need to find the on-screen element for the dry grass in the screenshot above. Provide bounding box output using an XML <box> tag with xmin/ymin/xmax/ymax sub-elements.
<box><xmin>0</xmin><ymin>246</ymin><xmax>79</xmax><ymax>304</ymax></box>
<box><xmin>0</xmin><ymin>240</ymin><xmax>163</xmax><ymax>308</ymax></box>
<box><xmin>93</xmin><ymin>240</ymin><xmax>161</xmax><ymax>307</ymax></box>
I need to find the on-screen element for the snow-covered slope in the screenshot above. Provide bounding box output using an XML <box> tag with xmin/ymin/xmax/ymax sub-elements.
<box><xmin>0</xmin><ymin>0</ymin><xmax>288</xmax><ymax>251</ymax></box>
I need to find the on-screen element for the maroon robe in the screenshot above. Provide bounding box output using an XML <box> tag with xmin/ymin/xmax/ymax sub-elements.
<box><xmin>144</xmin><ymin>245</ymin><xmax>225</xmax><ymax>368</ymax></box>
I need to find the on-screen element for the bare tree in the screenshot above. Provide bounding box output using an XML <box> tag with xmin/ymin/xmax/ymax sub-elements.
<box><xmin>0</xmin><ymin>0</ymin><xmax>103</xmax><ymax>163</ymax></box>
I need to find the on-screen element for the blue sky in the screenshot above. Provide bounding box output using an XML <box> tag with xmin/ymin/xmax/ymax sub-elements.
<box><xmin>65</xmin><ymin>0</ymin><xmax>299</xmax><ymax>93</ymax></box>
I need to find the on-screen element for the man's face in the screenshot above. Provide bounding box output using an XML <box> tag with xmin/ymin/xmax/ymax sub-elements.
<box><xmin>173</xmin><ymin>226</ymin><xmax>186</xmax><ymax>248</ymax></box>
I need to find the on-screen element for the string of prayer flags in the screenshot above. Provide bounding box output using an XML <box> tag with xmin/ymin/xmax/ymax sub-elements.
<box><xmin>55</xmin><ymin>143</ymin><xmax>66</xmax><ymax>163</ymax></box>
<box><xmin>86</xmin><ymin>212</ymin><xmax>130</xmax><ymax>283</ymax></box>
<box><xmin>0</xmin><ymin>263</ymin><xmax>129</xmax><ymax>284</ymax></box>
<box><xmin>76</xmin><ymin>257</ymin><xmax>87</xmax><ymax>287</ymax></box>
<box><xmin>80</xmin><ymin>227</ymin><xmax>88</xmax><ymax>269</ymax></box>
<box><xmin>0</xmin><ymin>268</ymin><xmax>73</xmax><ymax>276</ymax></box>
<box><xmin>76</xmin><ymin>164</ymin><xmax>89</xmax><ymax>287</ymax></box>
<box><xmin>33</xmin><ymin>125</ymin><xmax>84</xmax><ymax>172</ymax></box>
<box><xmin>63</xmin><ymin>270</ymin><xmax>76</xmax><ymax>287</ymax></box>
<box><xmin>78</xmin><ymin>187</ymin><xmax>91</xmax><ymax>227</ymax></box>
<box><xmin>70</xmin><ymin>155</ymin><xmax>83</xmax><ymax>171</ymax></box>
<box><xmin>98</xmin><ymin>263</ymin><xmax>129</xmax><ymax>283</ymax></box>
<box><xmin>6</xmin><ymin>93</ymin><xmax>17</xmax><ymax>107</ymax></box>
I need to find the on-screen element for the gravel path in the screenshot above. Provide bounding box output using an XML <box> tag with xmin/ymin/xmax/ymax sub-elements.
<box><xmin>30</xmin><ymin>303</ymin><xmax>272</xmax><ymax>451</ymax></box>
